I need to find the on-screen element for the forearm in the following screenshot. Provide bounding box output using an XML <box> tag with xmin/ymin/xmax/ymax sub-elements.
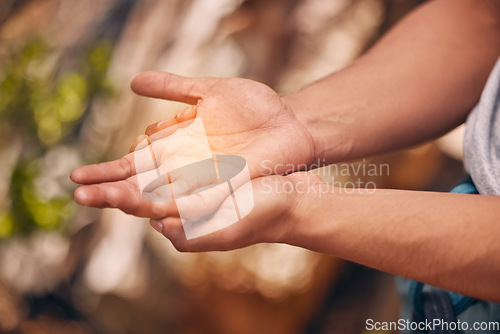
<box><xmin>283</xmin><ymin>0</ymin><xmax>500</xmax><ymax>163</ymax></box>
<box><xmin>287</xmin><ymin>187</ymin><xmax>500</xmax><ymax>302</ymax></box>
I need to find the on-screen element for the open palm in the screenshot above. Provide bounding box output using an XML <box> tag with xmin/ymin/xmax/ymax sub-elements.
<box><xmin>135</xmin><ymin>72</ymin><xmax>315</xmax><ymax>177</ymax></box>
<box><xmin>71</xmin><ymin>72</ymin><xmax>314</xmax><ymax>218</ymax></box>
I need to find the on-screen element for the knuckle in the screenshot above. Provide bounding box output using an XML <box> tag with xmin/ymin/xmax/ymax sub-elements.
<box><xmin>150</xmin><ymin>204</ymin><xmax>167</xmax><ymax>218</ymax></box>
<box><xmin>172</xmin><ymin>240</ymin><xmax>189</xmax><ymax>253</ymax></box>
<box><xmin>104</xmin><ymin>189</ymin><xmax>119</xmax><ymax>208</ymax></box>
<box><xmin>118</xmin><ymin>156</ymin><xmax>132</xmax><ymax>178</ymax></box>
<box><xmin>162</xmin><ymin>72</ymin><xmax>173</xmax><ymax>96</ymax></box>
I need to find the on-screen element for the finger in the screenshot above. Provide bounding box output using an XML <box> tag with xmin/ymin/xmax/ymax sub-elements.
<box><xmin>143</xmin><ymin>173</ymin><xmax>171</xmax><ymax>194</ymax></box>
<box><xmin>173</xmin><ymin>181</ymin><xmax>232</xmax><ymax>220</ymax></box>
<box><xmin>174</xmin><ymin>104</ymin><xmax>197</xmax><ymax>127</ymax></box>
<box><xmin>145</xmin><ymin>117</ymin><xmax>178</xmax><ymax>137</ymax></box>
<box><xmin>144</xmin><ymin>105</ymin><xmax>198</xmax><ymax>138</ymax></box>
<box><xmin>151</xmin><ymin>214</ymin><xmax>248</xmax><ymax>252</ymax></box>
<box><xmin>130</xmin><ymin>71</ymin><xmax>219</xmax><ymax>104</ymax></box>
<box><xmin>148</xmin><ymin>118</ymin><xmax>213</xmax><ymax>168</ymax></box>
<box><xmin>129</xmin><ymin>134</ymin><xmax>149</xmax><ymax>153</ymax></box>
<box><xmin>142</xmin><ymin>166</ymin><xmax>227</xmax><ymax>215</ymax></box>
<box><xmin>149</xmin><ymin>217</ymin><xmax>185</xmax><ymax>246</ymax></box>
<box><xmin>72</xmin><ymin>135</ymin><xmax>165</xmax><ymax>185</ymax></box>
<box><xmin>73</xmin><ymin>179</ymin><xmax>178</xmax><ymax>218</ymax></box>
<box><xmin>71</xmin><ymin>153</ymin><xmax>137</xmax><ymax>185</ymax></box>
<box><xmin>168</xmin><ymin>159</ymin><xmax>219</xmax><ymax>195</ymax></box>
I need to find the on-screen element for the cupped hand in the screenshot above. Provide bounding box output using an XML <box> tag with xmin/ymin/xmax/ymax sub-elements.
<box><xmin>149</xmin><ymin>172</ymin><xmax>325</xmax><ymax>251</ymax></box>
<box><xmin>71</xmin><ymin>72</ymin><xmax>315</xmax><ymax>218</ymax></box>
<box><xmin>132</xmin><ymin>71</ymin><xmax>315</xmax><ymax>177</ymax></box>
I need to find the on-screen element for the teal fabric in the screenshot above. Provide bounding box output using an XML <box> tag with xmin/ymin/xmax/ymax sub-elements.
<box><xmin>398</xmin><ymin>277</ymin><xmax>500</xmax><ymax>334</ymax></box>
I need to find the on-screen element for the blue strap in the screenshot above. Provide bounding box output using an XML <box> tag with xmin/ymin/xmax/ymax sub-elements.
<box><xmin>410</xmin><ymin>281</ymin><xmax>477</xmax><ymax>320</ymax></box>
<box><xmin>423</xmin><ymin>290</ymin><xmax>459</xmax><ymax>334</ymax></box>
<box><xmin>409</xmin><ymin>176</ymin><xmax>478</xmax><ymax>320</ymax></box>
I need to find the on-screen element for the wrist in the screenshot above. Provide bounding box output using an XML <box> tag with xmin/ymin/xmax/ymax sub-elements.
<box><xmin>278</xmin><ymin>94</ymin><xmax>318</xmax><ymax>172</ymax></box>
<box><xmin>281</xmin><ymin>90</ymin><xmax>354</xmax><ymax>166</ymax></box>
<box><xmin>279</xmin><ymin>172</ymin><xmax>332</xmax><ymax>246</ymax></box>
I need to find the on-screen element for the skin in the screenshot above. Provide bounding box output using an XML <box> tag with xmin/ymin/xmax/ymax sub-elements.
<box><xmin>71</xmin><ymin>0</ymin><xmax>500</xmax><ymax>301</ymax></box>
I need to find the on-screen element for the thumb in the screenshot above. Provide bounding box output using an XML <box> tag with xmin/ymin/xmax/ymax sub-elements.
<box><xmin>131</xmin><ymin>71</ymin><xmax>218</xmax><ymax>105</ymax></box>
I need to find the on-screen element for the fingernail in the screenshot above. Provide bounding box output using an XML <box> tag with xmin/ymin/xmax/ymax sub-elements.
<box><xmin>69</xmin><ymin>169</ymin><xmax>80</xmax><ymax>183</ymax></box>
<box><xmin>151</xmin><ymin>219</ymin><xmax>163</xmax><ymax>234</ymax></box>
<box><xmin>175</xmin><ymin>105</ymin><xmax>197</xmax><ymax>125</ymax></box>
<box><xmin>175</xmin><ymin>105</ymin><xmax>193</xmax><ymax>118</ymax></box>
<box><xmin>74</xmin><ymin>187</ymin><xmax>88</xmax><ymax>204</ymax></box>
<box><xmin>157</xmin><ymin>117</ymin><xmax>177</xmax><ymax>128</ymax></box>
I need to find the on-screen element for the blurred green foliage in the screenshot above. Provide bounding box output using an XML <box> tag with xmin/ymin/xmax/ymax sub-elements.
<box><xmin>0</xmin><ymin>38</ymin><xmax>113</xmax><ymax>239</ymax></box>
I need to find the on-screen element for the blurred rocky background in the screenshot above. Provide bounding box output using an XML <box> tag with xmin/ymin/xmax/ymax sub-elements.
<box><xmin>0</xmin><ymin>0</ymin><xmax>465</xmax><ymax>333</ymax></box>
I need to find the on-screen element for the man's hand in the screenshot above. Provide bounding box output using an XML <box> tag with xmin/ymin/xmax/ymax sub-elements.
<box><xmin>131</xmin><ymin>72</ymin><xmax>315</xmax><ymax>177</ymax></box>
<box><xmin>148</xmin><ymin>172</ymin><xmax>323</xmax><ymax>252</ymax></box>
<box><xmin>70</xmin><ymin>72</ymin><xmax>315</xmax><ymax>217</ymax></box>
